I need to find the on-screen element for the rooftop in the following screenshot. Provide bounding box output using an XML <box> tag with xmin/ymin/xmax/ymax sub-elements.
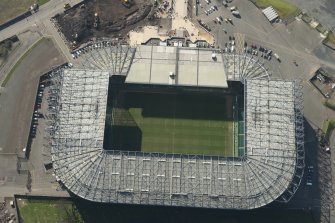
<box><xmin>126</xmin><ymin>45</ymin><xmax>228</xmax><ymax>88</ymax></box>
<box><xmin>49</xmin><ymin>45</ymin><xmax>304</xmax><ymax>210</ymax></box>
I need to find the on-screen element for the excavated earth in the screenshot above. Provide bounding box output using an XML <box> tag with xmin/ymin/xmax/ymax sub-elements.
<box><xmin>55</xmin><ymin>0</ymin><xmax>155</xmax><ymax>47</ymax></box>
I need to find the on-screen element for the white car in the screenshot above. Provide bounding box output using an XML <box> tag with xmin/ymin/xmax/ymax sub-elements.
<box><xmin>230</xmin><ymin>6</ymin><xmax>237</xmax><ymax>11</ymax></box>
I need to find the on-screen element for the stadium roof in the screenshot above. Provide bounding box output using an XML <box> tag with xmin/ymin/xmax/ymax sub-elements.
<box><xmin>56</xmin><ymin>69</ymin><xmax>109</xmax><ymax>145</ymax></box>
<box><xmin>126</xmin><ymin>45</ymin><xmax>228</xmax><ymax>88</ymax></box>
<box><xmin>49</xmin><ymin>45</ymin><xmax>304</xmax><ymax>210</ymax></box>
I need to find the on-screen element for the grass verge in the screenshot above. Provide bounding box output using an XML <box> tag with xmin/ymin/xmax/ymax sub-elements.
<box><xmin>301</xmin><ymin>13</ymin><xmax>312</xmax><ymax>23</ymax></box>
<box><xmin>323</xmin><ymin>99</ymin><xmax>335</xmax><ymax>111</ymax></box>
<box><xmin>1</xmin><ymin>37</ymin><xmax>48</xmax><ymax>87</ymax></box>
<box><xmin>17</xmin><ymin>199</ymin><xmax>84</xmax><ymax>223</ymax></box>
<box><xmin>322</xmin><ymin>119</ymin><xmax>335</xmax><ymax>141</ymax></box>
<box><xmin>37</xmin><ymin>0</ymin><xmax>50</xmax><ymax>5</ymax></box>
<box><xmin>0</xmin><ymin>39</ymin><xmax>21</xmax><ymax>68</ymax></box>
<box><xmin>17</xmin><ymin>196</ymin><xmax>315</xmax><ymax>223</ymax></box>
<box><xmin>0</xmin><ymin>0</ymin><xmax>50</xmax><ymax>24</ymax></box>
<box><xmin>324</xmin><ymin>31</ymin><xmax>335</xmax><ymax>45</ymax></box>
<box><xmin>316</xmin><ymin>24</ymin><xmax>327</xmax><ymax>34</ymax></box>
<box><xmin>255</xmin><ymin>0</ymin><xmax>299</xmax><ymax>20</ymax></box>
<box><xmin>0</xmin><ymin>0</ymin><xmax>35</xmax><ymax>24</ymax></box>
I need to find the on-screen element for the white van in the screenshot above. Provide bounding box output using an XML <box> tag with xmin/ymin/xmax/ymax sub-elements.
<box><xmin>232</xmin><ymin>10</ymin><xmax>240</xmax><ymax>16</ymax></box>
<box><xmin>274</xmin><ymin>53</ymin><xmax>281</xmax><ymax>62</ymax></box>
<box><xmin>230</xmin><ymin>45</ymin><xmax>235</xmax><ymax>52</ymax></box>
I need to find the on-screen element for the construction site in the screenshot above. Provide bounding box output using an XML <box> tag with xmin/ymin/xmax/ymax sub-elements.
<box><xmin>53</xmin><ymin>0</ymin><xmax>214</xmax><ymax>48</ymax></box>
<box><xmin>54</xmin><ymin>0</ymin><xmax>154</xmax><ymax>48</ymax></box>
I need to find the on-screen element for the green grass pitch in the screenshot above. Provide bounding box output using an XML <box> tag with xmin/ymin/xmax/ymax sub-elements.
<box><xmin>111</xmin><ymin>91</ymin><xmax>234</xmax><ymax>157</ymax></box>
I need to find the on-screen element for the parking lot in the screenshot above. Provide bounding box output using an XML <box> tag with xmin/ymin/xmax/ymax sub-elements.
<box><xmin>194</xmin><ymin>0</ymin><xmax>334</xmax><ymax>80</ymax></box>
<box><xmin>193</xmin><ymin>0</ymin><xmax>335</xmax><ymax>220</ymax></box>
<box><xmin>0</xmin><ymin>37</ymin><xmax>67</xmax><ymax>197</ymax></box>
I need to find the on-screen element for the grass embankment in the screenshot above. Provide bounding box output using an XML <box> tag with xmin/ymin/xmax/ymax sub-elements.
<box><xmin>301</xmin><ymin>13</ymin><xmax>312</xmax><ymax>23</ymax></box>
<box><xmin>324</xmin><ymin>99</ymin><xmax>335</xmax><ymax>111</ymax></box>
<box><xmin>0</xmin><ymin>0</ymin><xmax>50</xmax><ymax>25</ymax></box>
<box><xmin>316</xmin><ymin>24</ymin><xmax>327</xmax><ymax>34</ymax></box>
<box><xmin>0</xmin><ymin>0</ymin><xmax>35</xmax><ymax>24</ymax></box>
<box><xmin>37</xmin><ymin>0</ymin><xmax>50</xmax><ymax>5</ymax></box>
<box><xmin>324</xmin><ymin>31</ymin><xmax>335</xmax><ymax>45</ymax></box>
<box><xmin>15</xmin><ymin>196</ymin><xmax>316</xmax><ymax>223</ymax></box>
<box><xmin>17</xmin><ymin>199</ymin><xmax>84</xmax><ymax>223</ymax></box>
<box><xmin>322</xmin><ymin>119</ymin><xmax>335</xmax><ymax>141</ymax></box>
<box><xmin>1</xmin><ymin>37</ymin><xmax>49</xmax><ymax>87</ymax></box>
<box><xmin>255</xmin><ymin>0</ymin><xmax>299</xmax><ymax>20</ymax></box>
<box><xmin>0</xmin><ymin>36</ymin><xmax>20</xmax><ymax>67</ymax></box>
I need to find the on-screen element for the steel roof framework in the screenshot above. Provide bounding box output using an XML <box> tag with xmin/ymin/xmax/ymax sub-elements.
<box><xmin>47</xmin><ymin>45</ymin><xmax>304</xmax><ymax>210</ymax></box>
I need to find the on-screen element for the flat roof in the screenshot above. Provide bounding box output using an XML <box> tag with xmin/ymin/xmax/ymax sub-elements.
<box><xmin>262</xmin><ymin>6</ymin><xmax>279</xmax><ymax>22</ymax></box>
<box><xmin>126</xmin><ymin>45</ymin><xmax>228</xmax><ymax>88</ymax></box>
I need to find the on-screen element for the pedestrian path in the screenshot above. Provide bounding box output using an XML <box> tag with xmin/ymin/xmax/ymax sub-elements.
<box><xmin>234</xmin><ymin>32</ymin><xmax>245</xmax><ymax>54</ymax></box>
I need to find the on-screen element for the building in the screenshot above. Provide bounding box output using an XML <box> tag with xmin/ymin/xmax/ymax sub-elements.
<box><xmin>48</xmin><ymin>45</ymin><xmax>304</xmax><ymax>209</ymax></box>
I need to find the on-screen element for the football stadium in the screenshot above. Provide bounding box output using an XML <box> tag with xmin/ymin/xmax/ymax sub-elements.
<box><xmin>47</xmin><ymin>44</ymin><xmax>304</xmax><ymax>209</ymax></box>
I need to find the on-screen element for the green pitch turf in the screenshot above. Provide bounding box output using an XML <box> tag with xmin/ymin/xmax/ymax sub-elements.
<box><xmin>111</xmin><ymin>92</ymin><xmax>234</xmax><ymax>157</ymax></box>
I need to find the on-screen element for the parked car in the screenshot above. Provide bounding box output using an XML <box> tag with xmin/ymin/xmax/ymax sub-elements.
<box><xmin>306</xmin><ymin>166</ymin><xmax>313</xmax><ymax>186</ymax></box>
<box><xmin>230</xmin><ymin>6</ymin><xmax>237</xmax><ymax>11</ymax></box>
<box><xmin>274</xmin><ymin>53</ymin><xmax>281</xmax><ymax>62</ymax></box>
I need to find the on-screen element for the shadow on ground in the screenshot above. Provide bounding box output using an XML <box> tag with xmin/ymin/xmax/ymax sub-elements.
<box><xmin>69</xmin><ymin>195</ymin><xmax>315</xmax><ymax>223</ymax></box>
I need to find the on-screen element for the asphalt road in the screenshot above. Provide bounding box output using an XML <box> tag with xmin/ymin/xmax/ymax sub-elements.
<box><xmin>0</xmin><ymin>37</ymin><xmax>67</xmax><ymax>198</ymax></box>
<box><xmin>0</xmin><ymin>0</ymin><xmax>83</xmax><ymax>42</ymax></box>
<box><xmin>0</xmin><ymin>37</ymin><xmax>66</xmax><ymax>154</ymax></box>
<box><xmin>0</xmin><ymin>0</ymin><xmax>77</xmax><ymax>82</ymax></box>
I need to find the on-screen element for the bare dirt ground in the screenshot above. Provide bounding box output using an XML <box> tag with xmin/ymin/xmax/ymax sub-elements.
<box><xmin>128</xmin><ymin>0</ymin><xmax>214</xmax><ymax>45</ymax></box>
<box><xmin>55</xmin><ymin>0</ymin><xmax>153</xmax><ymax>47</ymax></box>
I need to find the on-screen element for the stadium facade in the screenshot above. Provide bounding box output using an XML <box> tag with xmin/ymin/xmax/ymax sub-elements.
<box><xmin>48</xmin><ymin>45</ymin><xmax>304</xmax><ymax>209</ymax></box>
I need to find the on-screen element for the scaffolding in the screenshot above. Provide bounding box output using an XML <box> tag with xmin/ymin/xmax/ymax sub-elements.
<box><xmin>47</xmin><ymin>45</ymin><xmax>304</xmax><ymax>209</ymax></box>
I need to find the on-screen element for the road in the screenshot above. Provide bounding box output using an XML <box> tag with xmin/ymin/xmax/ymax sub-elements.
<box><xmin>0</xmin><ymin>0</ymin><xmax>82</xmax><ymax>42</ymax></box>
<box><xmin>0</xmin><ymin>37</ymin><xmax>68</xmax><ymax>198</ymax></box>
<box><xmin>0</xmin><ymin>0</ymin><xmax>79</xmax><ymax>81</ymax></box>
